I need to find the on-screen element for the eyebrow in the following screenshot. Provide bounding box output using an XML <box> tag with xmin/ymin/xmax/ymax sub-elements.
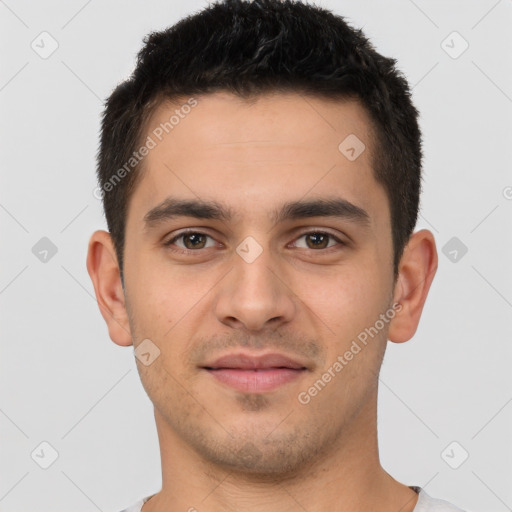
<box><xmin>143</xmin><ymin>196</ymin><xmax>371</xmax><ymax>229</ymax></box>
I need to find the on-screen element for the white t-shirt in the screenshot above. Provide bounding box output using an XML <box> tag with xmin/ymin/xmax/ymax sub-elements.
<box><xmin>118</xmin><ymin>486</ymin><xmax>466</xmax><ymax>511</ymax></box>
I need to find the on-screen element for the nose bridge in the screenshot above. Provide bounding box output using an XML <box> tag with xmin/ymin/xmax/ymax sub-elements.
<box><xmin>213</xmin><ymin>235</ymin><xmax>295</xmax><ymax>331</ymax></box>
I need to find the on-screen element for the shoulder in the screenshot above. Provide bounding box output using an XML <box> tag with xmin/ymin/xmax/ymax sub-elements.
<box><xmin>413</xmin><ymin>487</ymin><xmax>467</xmax><ymax>512</ymax></box>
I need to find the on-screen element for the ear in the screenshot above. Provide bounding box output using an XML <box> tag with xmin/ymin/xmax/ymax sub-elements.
<box><xmin>86</xmin><ymin>230</ymin><xmax>133</xmax><ymax>346</ymax></box>
<box><xmin>387</xmin><ymin>229</ymin><xmax>438</xmax><ymax>343</ymax></box>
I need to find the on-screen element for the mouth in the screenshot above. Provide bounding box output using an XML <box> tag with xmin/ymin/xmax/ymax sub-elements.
<box><xmin>201</xmin><ymin>352</ymin><xmax>308</xmax><ymax>393</ymax></box>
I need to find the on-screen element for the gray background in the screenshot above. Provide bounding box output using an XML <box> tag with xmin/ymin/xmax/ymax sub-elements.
<box><xmin>1</xmin><ymin>0</ymin><xmax>511</xmax><ymax>511</ymax></box>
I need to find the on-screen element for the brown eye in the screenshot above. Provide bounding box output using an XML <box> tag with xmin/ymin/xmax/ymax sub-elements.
<box><xmin>305</xmin><ymin>232</ymin><xmax>330</xmax><ymax>249</ymax></box>
<box><xmin>294</xmin><ymin>231</ymin><xmax>342</xmax><ymax>250</ymax></box>
<box><xmin>181</xmin><ymin>233</ymin><xmax>207</xmax><ymax>249</ymax></box>
<box><xmin>164</xmin><ymin>231</ymin><xmax>216</xmax><ymax>252</ymax></box>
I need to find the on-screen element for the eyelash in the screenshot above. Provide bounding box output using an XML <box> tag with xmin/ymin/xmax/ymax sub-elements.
<box><xmin>163</xmin><ymin>229</ymin><xmax>345</xmax><ymax>255</ymax></box>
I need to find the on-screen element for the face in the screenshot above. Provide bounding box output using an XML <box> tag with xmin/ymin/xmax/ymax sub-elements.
<box><xmin>122</xmin><ymin>92</ymin><xmax>399</xmax><ymax>476</ymax></box>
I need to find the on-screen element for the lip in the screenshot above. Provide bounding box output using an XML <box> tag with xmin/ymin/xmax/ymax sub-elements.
<box><xmin>202</xmin><ymin>352</ymin><xmax>308</xmax><ymax>393</ymax></box>
<box><xmin>204</xmin><ymin>352</ymin><xmax>307</xmax><ymax>370</ymax></box>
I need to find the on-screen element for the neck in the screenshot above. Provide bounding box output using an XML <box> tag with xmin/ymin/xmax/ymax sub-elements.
<box><xmin>142</xmin><ymin>396</ymin><xmax>419</xmax><ymax>512</ymax></box>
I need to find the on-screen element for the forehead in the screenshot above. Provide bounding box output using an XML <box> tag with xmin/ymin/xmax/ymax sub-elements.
<box><xmin>129</xmin><ymin>91</ymin><xmax>387</xmax><ymax>226</ymax></box>
<box><xmin>145</xmin><ymin>91</ymin><xmax>375</xmax><ymax>160</ymax></box>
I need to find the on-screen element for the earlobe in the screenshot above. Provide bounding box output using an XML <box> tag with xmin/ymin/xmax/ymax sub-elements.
<box><xmin>86</xmin><ymin>230</ymin><xmax>133</xmax><ymax>347</ymax></box>
<box><xmin>387</xmin><ymin>229</ymin><xmax>438</xmax><ymax>344</ymax></box>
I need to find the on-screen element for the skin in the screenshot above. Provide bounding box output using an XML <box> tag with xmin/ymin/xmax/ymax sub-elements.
<box><xmin>87</xmin><ymin>91</ymin><xmax>437</xmax><ymax>512</ymax></box>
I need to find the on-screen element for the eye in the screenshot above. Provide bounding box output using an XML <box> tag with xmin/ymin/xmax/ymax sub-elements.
<box><xmin>292</xmin><ymin>231</ymin><xmax>344</xmax><ymax>250</ymax></box>
<box><xmin>164</xmin><ymin>231</ymin><xmax>217</xmax><ymax>252</ymax></box>
<box><xmin>163</xmin><ymin>229</ymin><xmax>345</xmax><ymax>255</ymax></box>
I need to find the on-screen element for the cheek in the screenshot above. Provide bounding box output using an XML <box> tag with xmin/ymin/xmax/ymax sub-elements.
<box><xmin>126</xmin><ymin>257</ymin><xmax>220</xmax><ymax>363</ymax></box>
<box><xmin>295</xmin><ymin>262</ymin><xmax>387</xmax><ymax>341</ymax></box>
<box><xmin>302</xmin><ymin>271</ymin><xmax>389</xmax><ymax>404</ymax></box>
<box><xmin>125</xmin><ymin>271</ymin><xmax>177</xmax><ymax>342</ymax></box>
<box><xmin>128</xmin><ymin>252</ymin><xmax>193</xmax><ymax>315</ymax></box>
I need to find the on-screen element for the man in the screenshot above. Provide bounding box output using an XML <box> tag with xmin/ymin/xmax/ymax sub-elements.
<box><xmin>86</xmin><ymin>1</ymin><xmax>466</xmax><ymax>510</ymax></box>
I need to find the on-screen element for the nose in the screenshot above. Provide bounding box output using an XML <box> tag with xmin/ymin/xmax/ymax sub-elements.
<box><xmin>213</xmin><ymin>240</ymin><xmax>296</xmax><ymax>333</ymax></box>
